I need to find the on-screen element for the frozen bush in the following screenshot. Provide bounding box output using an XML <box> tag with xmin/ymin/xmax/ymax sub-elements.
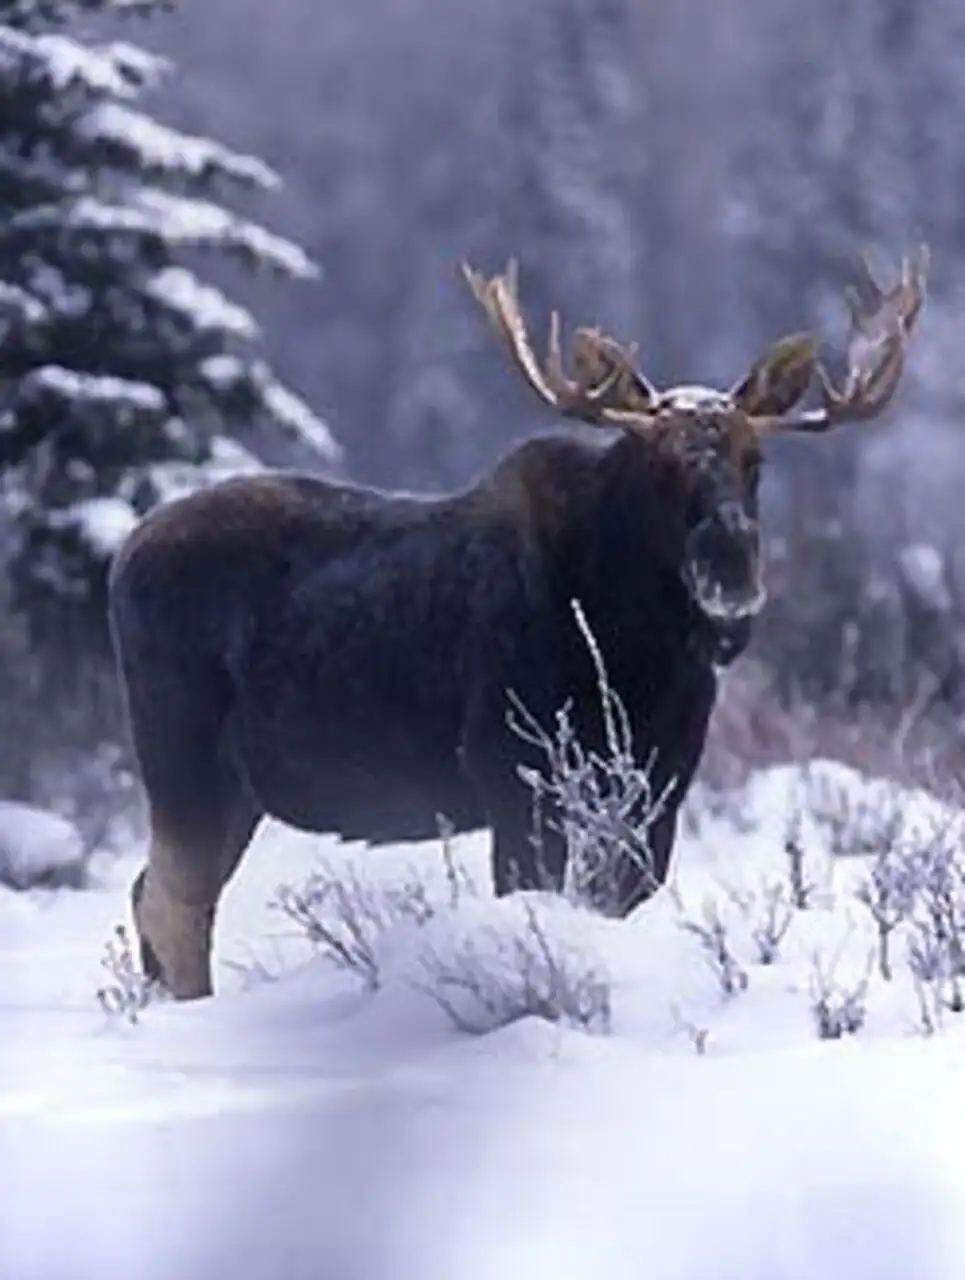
<box><xmin>680</xmin><ymin>780</ymin><xmax>756</xmax><ymax>842</ymax></box>
<box><xmin>782</xmin><ymin>798</ymin><xmax>822</xmax><ymax>910</ymax></box>
<box><xmin>905</xmin><ymin>824</ymin><xmax>965</xmax><ymax>1012</ymax></box>
<box><xmin>416</xmin><ymin>900</ymin><xmax>612</xmax><ymax>1036</ymax></box>
<box><xmin>906</xmin><ymin>922</ymin><xmax>946</xmax><ymax>1037</ymax></box>
<box><xmin>96</xmin><ymin>924</ymin><xmax>159</xmax><ymax>1025</ymax></box>
<box><xmin>725</xmin><ymin>879</ymin><xmax>795</xmax><ymax>966</ymax></box>
<box><xmin>808</xmin><ymin>946</ymin><xmax>872</xmax><ymax>1040</ymax></box>
<box><xmin>854</xmin><ymin>848</ymin><xmax>921</xmax><ymax>980</ymax></box>
<box><xmin>509</xmin><ymin>599</ymin><xmax>674</xmax><ymax>917</ymax></box>
<box><xmin>677</xmin><ymin>897</ymin><xmax>749</xmax><ymax>998</ymax></box>
<box><xmin>272</xmin><ymin>831</ymin><xmax>477</xmax><ymax>990</ymax></box>
<box><xmin>804</xmin><ymin>771</ymin><xmax>906</xmax><ymax>860</ymax></box>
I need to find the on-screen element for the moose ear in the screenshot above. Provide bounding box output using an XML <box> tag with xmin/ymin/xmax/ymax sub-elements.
<box><xmin>730</xmin><ymin>332</ymin><xmax>818</xmax><ymax>418</ymax></box>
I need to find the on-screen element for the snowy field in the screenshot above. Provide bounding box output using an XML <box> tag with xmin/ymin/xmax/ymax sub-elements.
<box><xmin>4</xmin><ymin>762</ymin><xmax>965</xmax><ymax>1280</ymax></box>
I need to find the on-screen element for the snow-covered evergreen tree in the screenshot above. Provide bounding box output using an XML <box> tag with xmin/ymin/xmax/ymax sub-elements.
<box><xmin>0</xmin><ymin>0</ymin><xmax>338</xmax><ymax>655</ymax></box>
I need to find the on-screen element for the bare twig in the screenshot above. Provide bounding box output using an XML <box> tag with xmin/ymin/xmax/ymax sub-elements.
<box><xmin>272</xmin><ymin>840</ymin><xmax>477</xmax><ymax>990</ymax></box>
<box><xmin>677</xmin><ymin>897</ymin><xmax>749</xmax><ymax>998</ymax></box>
<box><xmin>854</xmin><ymin>849</ymin><xmax>920</xmax><ymax>981</ymax></box>
<box><xmin>808</xmin><ymin>944</ymin><xmax>873</xmax><ymax>1040</ymax></box>
<box><xmin>906</xmin><ymin>921</ymin><xmax>946</xmax><ymax>1037</ymax></box>
<box><xmin>95</xmin><ymin>924</ymin><xmax>159</xmax><ymax>1025</ymax></box>
<box><xmin>724</xmin><ymin>879</ymin><xmax>795</xmax><ymax>965</ymax></box>
<box><xmin>669</xmin><ymin>1002</ymin><xmax>711</xmax><ymax>1055</ymax></box>
<box><xmin>783</xmin><ymin>800</ymin><xmax>818</xmax><ymax>909</ymax></box>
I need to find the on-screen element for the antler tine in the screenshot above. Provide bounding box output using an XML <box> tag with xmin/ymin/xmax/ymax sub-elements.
<box><xmin>895</xmin><ymin>242</ymin><xmax>930</xmax><ymax>333</ymax></box>
<box><xmin>763</xmin><ymin>244</ymin><xmax>929</xmax><ymax>435</ymax></box>
<box><xmin>852</xmin><ymin>247</ymin><xmax>886</xmax><ymax>305</ymax></box>
<box><xmin>461</xmin><ymin>260</ymin><xmax>559</xmax><ymax>409</ymax></box>
<box><xmin>461</xmin><ymin>259</ymin><xmax>659</xmax><ymax>425</ymax></box>
<box><xmin>544</xmin><ymin>309</ymin><xmax>574</xmax><ymax>402</ymax></box>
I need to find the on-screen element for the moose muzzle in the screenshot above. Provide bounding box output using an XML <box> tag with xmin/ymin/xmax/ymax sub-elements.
<box><xmin>683</xmin><ymin>501</ymin><xmax>766</xmax><ymax>624</ymax></box>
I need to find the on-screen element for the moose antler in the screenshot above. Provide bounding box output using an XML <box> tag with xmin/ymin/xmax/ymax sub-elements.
<box><xmin>461</xmin><ymin>260</ymin><xmax>659</xmax><ymax>424</ymax></box>
<box><xmin>763</xmin><ymin>244</ymin><xmax>929</xmax><ymax>434</ymax></box>
<box><xmin>464</xmin><ymin>246</ymin><xmax>928</xmax><ymax>438</ymax></box>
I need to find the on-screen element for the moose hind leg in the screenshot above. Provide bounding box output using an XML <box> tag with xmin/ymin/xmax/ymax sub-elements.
<box><xmin>120</xmin><ymin>642</ymin><xmax>262</xmax><ymax>1001</ymax></box>
<box><xmin>132</xmin><ymin>784</ymin><xmax>262</xmax><ymax>1000</ymax></box>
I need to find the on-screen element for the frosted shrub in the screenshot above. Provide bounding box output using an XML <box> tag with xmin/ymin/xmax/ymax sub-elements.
<box><xmin>96</xmin><ymin>924</ymin><xmax>159</xmax><ymax>1025</ymax></box>
<box><xmin>272</xmin><ymin>831</ymin><xmax>476</xmax><ymax>990</ymax></box>
<box><xmin>677</xmin><ymin>897</ymin><xmax>749</xmax><ymax>998</ymax></box>
<box><xmin>509</xmin><ymin>599</ymin><xmax>674</xmax><ymax>917</ymax></box>
<box><xmin>906</xmin><ymin>922</ymin><xmax>946</xmax><ymax>1036</ymax></box>
<box><xmin>417</xmin><ymin>901</ymin><xmax>612</xmax><ymax>1036</ymax></box>
<box><xmin>804</xmin><ymin>771</ymin><xmax>906</xmax><ymax>860</ymax></box>
<box><xmin>854</xmin><ymin>848</ymin><xmax>921</xmax><ymax>981</ymax></box>
<box><xmin>808</xmin><ymin>946</ymin><xmax>872</xmax><ymax>1040</ymax></box>
<box><xmin>725</xmin><ymin>879</ymin><xmax>795</xmax><ymax>966</ymax></box>
<box><xmin>782</xmin><ymin>801</ymin><xmax>820</xmax><ymax>910</ymax></box>
<box><xmin>905</xmin><ymin>825</ymin><xmax>965</xmax><ymax>1013</ymax></box>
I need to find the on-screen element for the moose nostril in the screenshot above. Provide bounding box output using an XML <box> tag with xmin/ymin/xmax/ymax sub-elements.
<box><xmin>718</xmin><ymin>502</ymin><xmax>754</xmax><ymax>537</ymax></box>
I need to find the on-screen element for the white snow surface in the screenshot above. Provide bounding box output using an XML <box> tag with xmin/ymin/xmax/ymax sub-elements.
<box><xmin>3</xmin><ymin>759</ymin><xmax>965</xmax><ymax>1280</ymax></box>
<box><xmin>0</xmin><ymin>801</ymin><xmax>85</xmax><ymax>890</ymax></box>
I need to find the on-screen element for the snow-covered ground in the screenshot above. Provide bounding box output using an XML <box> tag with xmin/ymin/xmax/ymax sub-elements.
<box><xmin>3</xmin><ymin>761</ymin><xmax>965</xmax><ymax>1280</ymax></box>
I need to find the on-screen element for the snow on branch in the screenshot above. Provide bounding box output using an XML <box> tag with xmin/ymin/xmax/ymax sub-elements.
<box><xmin>0</xmin><ymin>280</ymin><xmax>48</xmax><ymax>328</ymax></box>
<box><xmin>0</xmin><ymin>145</ymin><xmax>86</xmax><ymax>209</ymax></box>
<box><xmin>199</xmin><ymin>353</ymin><xmax>246</xmax><ymax>391</ymax></box>
<box><xmin>46</xmin><ymin>494</ymin><xmax>139</xmax><ymax>557</ymax></box>
<box><xmin>198</xmin><ymin>354</ymin><xmax>340</xmax><ymax>461</ymax></box>
<box><xmin>135</xmin><ymin>190</ymin><xmax>318</xmax><ymax>276</ymax></box>
<box><xmin>75</xmin><ymin>102</ymin><xmax>281</xmax><ymax>190</ymax></box>
<box><xmin>96</xmin><ymin>41</ymin><xmax>171</xmax><ymax>92</ymax></box>
<box><xmin>256</xmin><ymin>367</ymin><xmax>339</xmax><ymax>458</ymax></box>
<box><xmin>122</xmin><ymin>437</ymin><xmax>263</xmax><ymax>511</ymax></box>
<box><xmin>145</xmin><ymin>267</ymin><xmax>257</xmax><ymax>340</ymax></box>
<box><xmin>20</xmin><ymin>364</ymin><xmax>165</xmax><ymax>416</ymax></box>
<box><xmin>0</xmin><ymin>28</ymin><xmax>142</xmax><ymax>100</ymax></box>
<box><xmin>5</xmin><ymin>0</ymin><xmax>164</xmax><ymax>24</ymax></box>
<box><xmin>0</xmin><ymin>364</ymin><xmax>172</xmax><ymax>467</ymax></box>
<box><xmin>10</xmin><ymin>193</ymin><xmax>318</xmax><ymax>279</ymax></box>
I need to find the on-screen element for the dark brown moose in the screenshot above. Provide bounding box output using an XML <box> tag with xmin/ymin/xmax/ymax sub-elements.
<box><xmin>109</xmin><ymin>246</ymin><xmax>928</xmax><ymax>998</ymax></box>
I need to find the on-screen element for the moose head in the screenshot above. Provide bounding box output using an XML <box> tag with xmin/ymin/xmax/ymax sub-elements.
<box><xmin>463</xmin><ymin>246</ymin><xmax>929</xmax><ymax>634</ymax></box>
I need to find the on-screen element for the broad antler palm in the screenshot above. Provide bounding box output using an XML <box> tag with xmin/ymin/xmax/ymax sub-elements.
<box><xmin>767</xmin><ymin>244</ymin><xmax>929</xmax><ymax>433</ymax></box>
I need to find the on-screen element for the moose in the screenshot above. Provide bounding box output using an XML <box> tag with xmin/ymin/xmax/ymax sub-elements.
<box><xmin>109</xmin><ymin>246</ymin><xmax>928</xmax><ymax>999</ymax></box>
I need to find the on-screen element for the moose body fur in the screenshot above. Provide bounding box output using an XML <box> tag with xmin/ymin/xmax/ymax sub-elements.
<box><xmin>111</xmin><ymin>430</ymin><xmax>727</xmax><ymax>997</ymax></box>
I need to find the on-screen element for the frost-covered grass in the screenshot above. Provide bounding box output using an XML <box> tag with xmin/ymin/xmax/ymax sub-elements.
<box><xmin>6</xmin><ymin>761</ymin><xmax>965</xmax><ymax>1278</ymax></box>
